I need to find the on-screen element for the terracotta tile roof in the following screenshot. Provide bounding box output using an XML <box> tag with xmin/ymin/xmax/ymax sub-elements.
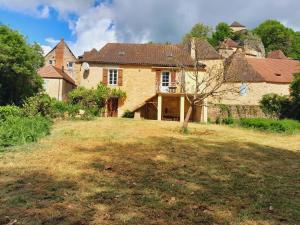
<box><xmin>226</xmin><ymin>53</ymin><xmax>300</xmax><ymax>83</ymax></box>
<box><xmin>219</xmin><ymin>38</ymin><xmax>239</xmax><ymax>49</ymax></box>
<box><xmin>193</xmin><ymin>39</ymin><xmax>222</xmax><ymax>59</ymax></box>
<box><xmin>230</xmin><ymin>21</ymin><xmax>245</xmax><ymax>28</ymax></box>
<box><xmin>247</xmin><ymin>58</ymin><xmax>299</xmax><ymax>83</ymax></box>
<box><xmin>79</xmin><ymin>43</ymin><xmax>198</xmax><ymax>67</ymax></box>
<box><xmin>267</xmin><ymin>50</ymin><xmax>288</xmax><ymax>59</ymax></box>
<box><xmin>38</xmin><ymin>65</ymin><xmax>76</xmax><ymax>85</ymax></box>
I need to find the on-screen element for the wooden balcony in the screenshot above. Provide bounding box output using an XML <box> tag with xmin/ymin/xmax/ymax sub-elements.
<box><xmin>156</xmin><ymin>82</ymin><xmax>181</xmax><ymax>94</ymax></box>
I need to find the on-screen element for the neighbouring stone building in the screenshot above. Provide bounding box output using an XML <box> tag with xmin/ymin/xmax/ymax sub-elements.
<box><xmin>38</xmin><ymin>39</ymin><xmax>77</xmax><ymax>100</ymax></box>
<box><xmin>208</xmin><ymin>51</ymin><xmax>300</xmax><ymax>121</ymax></box>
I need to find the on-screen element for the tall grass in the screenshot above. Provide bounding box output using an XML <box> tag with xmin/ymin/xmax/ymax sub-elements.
<box><xmin>0</xmin><ymin>116</ymin><xmax>51</xmax><ymax>148</ymax></box>
<box><xmin>239</xmin><ymin>118</ymin><xmax>300</xmax><ymax>134</ymax></box>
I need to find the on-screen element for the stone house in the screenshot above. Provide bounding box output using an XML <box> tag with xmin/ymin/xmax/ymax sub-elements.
<box><xmin>38</xmin><ymin>39</ymin><xmax>77</xmax><ymax>100</ymax></box>
<box><xmin>77</xmin><ymin>42</ymin><xmax>212</xmax><ymax>122</ymax></box>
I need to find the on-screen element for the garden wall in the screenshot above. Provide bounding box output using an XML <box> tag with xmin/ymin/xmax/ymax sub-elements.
<box><xmin>208</xmin><ymin>104</ymin><xmax>266</xmax><ymax>122</ymax></box>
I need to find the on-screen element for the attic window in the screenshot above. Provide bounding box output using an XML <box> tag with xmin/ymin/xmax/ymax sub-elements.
<box><xmin>118</xmin><ymin>51</ymin><xmax>125</xmax><ymax>56</ymax></box>
<box><xmin>275</xmin><ymin>73</ymin><xmax>282</xmax><ymax>76</ymax></box>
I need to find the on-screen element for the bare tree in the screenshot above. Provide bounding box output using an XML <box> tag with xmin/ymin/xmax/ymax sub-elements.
<box><xmin>177</xmin><ymin>38</ymin><xmax>243</xmax><ymax>130</ymax></box>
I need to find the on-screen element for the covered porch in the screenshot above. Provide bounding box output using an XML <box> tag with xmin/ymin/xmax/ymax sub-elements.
<box><xmin>135</xmin><ymin>93</ymin><xmax>208</xmax><ymax>123</ymax></box>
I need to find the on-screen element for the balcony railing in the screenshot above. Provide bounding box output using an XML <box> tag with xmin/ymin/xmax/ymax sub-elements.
<box><xmin>156</xmin><ymin>82</ymin><xmax>181</xmax><ymax>93</ymax></box>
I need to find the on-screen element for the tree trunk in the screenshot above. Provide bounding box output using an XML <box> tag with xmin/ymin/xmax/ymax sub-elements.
<box><xmin>182</xmin><ymin>105</ymin><xmax>193</xmax><ymax>130</ymax></box>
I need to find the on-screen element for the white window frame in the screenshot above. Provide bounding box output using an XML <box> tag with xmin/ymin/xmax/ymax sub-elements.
<box><xmin>109</xmin><ymin>69</ymin><xmax>118</xmax><ymax>86</ymax></box>
<box><xmin>161</xmin><ymin>71</ymin><xmax>170</xmax><ymax>87</ymax></box>
<box><xmin>67</xmin><ymin>62</ymin><xmax>74</xmax><ymax>70</ymax></box>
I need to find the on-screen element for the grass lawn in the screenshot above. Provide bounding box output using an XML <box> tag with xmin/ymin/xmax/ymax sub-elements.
<box><xmin>0</xmin><ymin>118</ymin><xmax>299</xmax><ymax>225</ymax></box>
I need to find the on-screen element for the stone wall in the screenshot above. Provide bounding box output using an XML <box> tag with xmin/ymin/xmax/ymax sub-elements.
<box><xmin>208</xmin><ymin>104</ymin><xmax>266</xmax><ymax>122</ymax></box>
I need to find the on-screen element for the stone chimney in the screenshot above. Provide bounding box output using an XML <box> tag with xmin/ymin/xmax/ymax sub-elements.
<box><xmin>55</xmin><ymin>38</ymin><xmax>65</xmax><ymax>70</ymax></box>
<box><xmin>190</xmin><ymin>38</ymin><xmax>196</xmax><ymax>60</ymax></box>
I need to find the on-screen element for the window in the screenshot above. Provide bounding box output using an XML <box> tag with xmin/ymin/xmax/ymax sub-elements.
<box><xmin>67</xmin><ymin>62</ymin><xmax>74</xmax><ymax>71</ymax></box>
<box><xmin>49</xmin><ymin>60</ymin><xmax>53</xmax><ymax>65</ymax></box>
<box><xmin>161</xmin><ymin>72</ymin><xmax>170</xmax><ymax>87</ymax></box>
<box><xmin>240</xmin><ymin>83</ymin><xmax>248</xmax><ymax>96</ymax></box>
<box><xmin>109</xmin><ymin>69</ymin><xmax>118</xmax><ymax>85</ymax></box>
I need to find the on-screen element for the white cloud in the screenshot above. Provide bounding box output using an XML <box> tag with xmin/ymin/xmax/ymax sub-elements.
<box><xmin>41</xmin><ymin>45</ymin><xmax>52</xmax><ymax>55</ymax></box>
<box><xmin>1</xmin><ymin>0</ymin><xmax>300</xmax><ymax>56</ymax></box>
<box><xmin>70</xmin><ymin>3</ymin><xmax>117</xmax><ymax>56</ymax></box>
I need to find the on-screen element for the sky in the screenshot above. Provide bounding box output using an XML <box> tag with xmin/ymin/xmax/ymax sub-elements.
<box><xmin>0</xmin><ymin>0</ymin><xmax>300</xmax><ymax>56</ymax></box>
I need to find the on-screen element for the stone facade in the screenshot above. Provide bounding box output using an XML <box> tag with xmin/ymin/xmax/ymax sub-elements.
<box><xmin>214</xmin><ymin>82</ymin><xmax>290</xmax><ymax>106</ymax></box>
<box><xmin>43</xmin><ymin>78</ymin><xmax>74</xmax><ymax>101</ymax></box>
<box><xmin>44</xmin><ymin>40</ymin><xmax>77</xmax><ymax>80</ymax></box>
<box><xmin>208</xmin><ymin>104</ymin><xmax>265</xmax><ymax>122</ymax></box>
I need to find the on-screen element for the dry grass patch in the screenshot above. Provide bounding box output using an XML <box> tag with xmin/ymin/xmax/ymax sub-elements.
<box><xmin>0</xmin><ymin>118</ymin><xmax>299</xmax><ymax>225</ymax></box>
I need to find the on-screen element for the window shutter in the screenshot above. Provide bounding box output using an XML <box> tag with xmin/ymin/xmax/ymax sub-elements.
<box><xmin>171</xmin><ymin>71</ymin><xmax>176</xmax><ymax>83</ymax></box>
<box><xmin>156</xmin><ymin>70</ymin><xmax>161</xmax><ymax>85</ymax></box>
<box><xmin>118</xmin><ymin>69</ymin><xmax>123</xmax><ymax>86</ymax></box>
<box><xmin>103</xmin><ymin>68</ymin><xmax>108</xmax><ymax>85</ymax></box>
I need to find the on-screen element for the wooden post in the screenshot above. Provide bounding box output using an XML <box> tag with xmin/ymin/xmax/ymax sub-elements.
<box><xmin>157</xmin><ymin>95</ymin><xmax>162</xmax><ymax>121</ymax></box>
<box><xmin>180</xmin><ymin>95</ymin><xmax>185</xmax><ymax>123</ymax></box>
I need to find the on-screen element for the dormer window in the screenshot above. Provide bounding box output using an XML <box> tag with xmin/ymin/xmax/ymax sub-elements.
<box><xmin>275</xmin><ymin>73</ymin><xmax>282</xmax><ymax>76</ymax></box>
<box><xmin>67</xmin><ymin>62</ymin><xmax>74</xmax><ymax>71</ymax></box>
<box><xmin>49</xmin><ymin>60</ymin><xmax>55</xmax><ymax>66</ymax></box>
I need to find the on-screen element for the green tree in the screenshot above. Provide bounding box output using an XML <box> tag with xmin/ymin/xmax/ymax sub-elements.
<box><xmin>290</xmin><ymin>32</ymin><xmax>300</xmax><ymax>59</ymax></box>
<box><xmin>289</xmin><ymin>73</ymin><xmax>300</xmax><ymax>120</ymax></box>
<box><xmin>254</xmin><ymin>20</ymin><xmax>294</xmax><ymax>56</ymax></box>
<box><xmin>209</xmin><ymin>22</ymin><xmax>233</xmax><ymax>47</ymax></box>
<box><xmin>0</xmin><ymin>25</ymin><xmax>44</xmax><ymax>106</ymax></box>
<box><xmin>183</xmin><ymin>23</ymin><xmax>212</xmax><ymax>42</ymax></box>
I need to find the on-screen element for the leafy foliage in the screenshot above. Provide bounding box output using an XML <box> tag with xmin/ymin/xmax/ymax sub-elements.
<box><xmin>239</xmin><ymin>118</ymin><xmax>300</xmax><ymax>134</ymax></box>
<box><xmin>0</xmin><ymin>116</ymin><xmax>51</xmax><ymax>148</ymax></box>
<box><xmin>183</xmin><ymin>23</ymin><xmax>212</xmax><ymax>42</ymax></box>
<box><xmin>209</xmin><ymin>22</ymin><xmax>233</xmax><ymax>47</ymax></box>
<box><xmin>260</xmin><ymin>74</ymin><xmax>300</xmax><ymax>120</ymax></box>
<box><xmin>0</xmin><ymin>105</ymin><xmax>22</xmax><ymax>121</ymax></box>
<box><xmin>259</xmin><ymin>94</ymin><xmax>290</xmax><ymax>119</ymax></box>
<box><xmin>0</xmin><ymin>25</ymin><xmax>44</xmax><ymax>105</ymax></box>
<box><xmin>68</xmin><ymin>83</ymin><xmax>126</xmax><ymax>116</ymax></box>
<box><xmin>22</xmin><ymin>93</ymin><xmax>53</xmax><ymax>117</ymax></box>
<box><xmin>254</xmin><ymin>20</ymin><xmax>296</xmax><ymax>56</ymax></box>
<box><xmin>122</xmin><ymin>110</ymin><xmax>134</xmax><ymax>118</ymax></box>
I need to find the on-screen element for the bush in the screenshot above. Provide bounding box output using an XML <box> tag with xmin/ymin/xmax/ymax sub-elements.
<box><xmin>0</xmin><ymin>116</ymin><xmax>51</xmax><ymax>148</ymax></box>
<box><xmin>50</xmin><ymin>100</ymin><xmax>81</xmax><ymax>118</ymax></box>
<box><xmin>259</xmin><ymin>93</ymin><xmax>290</xmax><ymax>119</ymax></box>
<box><xmin>222</xmin><ymin>117</ymin><xmax>234</xmax><ymax>125</ymax></box>
<box><xmin>0</xmin><ymin>106</ymin><xmax>22</xmax><ymax>121</ymax></box>
<box><xmin>22</xmin><ymin>93</ymin><xmax>53</xmax><ymax>117</ymax></box>
<box><xmin>239</xmin><ymin>118</ymin><xmax>300</xmax><ymax>133</ymax></box>
<box><xmin>122</xmin><ymin>110</ymin><xmax>134</xmax><ymax>118</ymax></box>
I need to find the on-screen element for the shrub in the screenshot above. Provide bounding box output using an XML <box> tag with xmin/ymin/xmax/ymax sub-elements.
<box><xmin>0</xmin><ymin>106</ymin><xmax>22</xmax><ymax>121</ymax></box>
<box><xmin>122</xmin><ymin>110</ymin><xmax>134</xmax><ymax>118</ymax></box>
<box><xmin>239</xmin><ymin>118</ymin><xmax>300</xmax><ymax>133</ymax></box>
<box><xmin>0</xmin><ymin>116</ymin><xmax>51</xmax><ymax>148</ymax></box>
<box><xmin>222</xmin><ymin>117</ymin><xmax>234</xmax><ymax>125</ymax></box>
<box><xmin>259</xmin><ymin>93</ymin><xmax>290</xmax><ymax>119</ymax></box>
<box><xmin>22</xmin><ymin>93</ymin><xmax>53</xmax><ymax>117</ymax></box>
<box><xmin>50</xmin><ymin>100</ymin><xmax>80</xmax><ymax>118</ymax></box>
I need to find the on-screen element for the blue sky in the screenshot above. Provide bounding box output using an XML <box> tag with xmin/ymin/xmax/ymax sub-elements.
<box><xmin>0</xmin><ymin>0</ymin><xmax>299</xmax><ymax>56</ymax></box>
<box><xmin>0</xmin><ymin>7</ymin><xmax>75</xmax><ymax>44</ymax></box>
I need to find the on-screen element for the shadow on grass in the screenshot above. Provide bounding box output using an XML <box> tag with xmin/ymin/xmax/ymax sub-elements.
<box><xmin>0</xmin><ymin>136</ymin><xmax>299</xmax><ymax>225</ymax></box>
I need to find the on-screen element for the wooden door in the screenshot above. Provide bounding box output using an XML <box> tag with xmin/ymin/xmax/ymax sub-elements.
<box><xmin>107</xmin><ymin>98</ymin><xmax>119</xmax><ymax>117</ymax></box>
